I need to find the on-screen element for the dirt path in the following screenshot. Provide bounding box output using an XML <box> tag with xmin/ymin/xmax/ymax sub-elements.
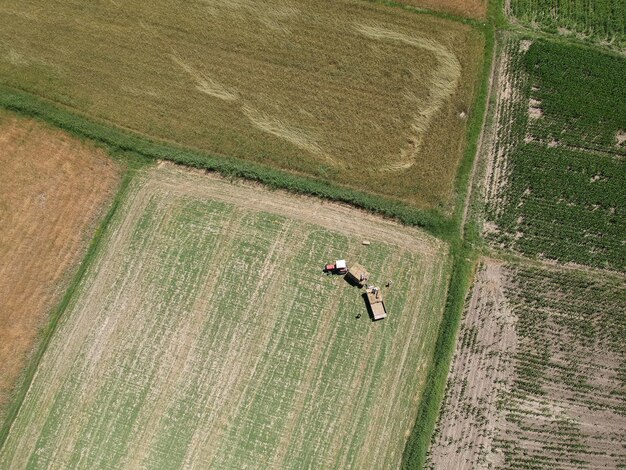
<box><xmin>460</xmin><ymin>35</ymin><xmax>499</xmax><ymax>237</ymax></box>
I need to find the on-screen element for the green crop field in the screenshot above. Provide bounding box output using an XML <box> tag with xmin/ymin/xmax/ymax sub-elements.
<box><xmin>524</xmin><ymin>41</ymin><xmax>626</xmax><ymax>154</ymax></box>
<box><xmin>0</xmin><ymin>0</ymin><xmax>485</xmax><ymax>210</ymax></box>
<box><xmin>0</xmin><ymin>164</ymin><xmax>450</xmax><ymax>469</ymax></box>
<box><xmin>483</xmin><ymin>37</ymin><xmax>626</xmax><ymax>271</ymax></box>
<box><xmin>509</xmin><ymin>0</ymin><xmax>626</xmax><ymax>49</ymax></box>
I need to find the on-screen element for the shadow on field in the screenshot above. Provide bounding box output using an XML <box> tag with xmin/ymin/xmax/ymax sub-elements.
<box><xmin>361</xmin><ymin>293</ymin><xmax>379</xmax><ymax>322</ymax></box>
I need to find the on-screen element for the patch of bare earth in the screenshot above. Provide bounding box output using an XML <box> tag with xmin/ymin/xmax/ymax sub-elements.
<box><xmin>482</xmin><ymin>37</ymin><xmax>527</xmax><ymax>224</ymax></box>
<box><xmin>428</xmin><ymin>259</ymin><xmax>516</xmax><ymax>469</ymax></box>
<box><xmin>0</xmin><ymin>114</ymin><xmax>121</xmax><ymax>421</ymax></box>
<box><xmin>429</xmin><ymin>259</ymin><xmax>626</xmax><ymax>468</ymax></box>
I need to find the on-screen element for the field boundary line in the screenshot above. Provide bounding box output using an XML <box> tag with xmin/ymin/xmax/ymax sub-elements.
<box><xmin>0</xmin><ymin>163</ymin><xmax>142</xmax><ymax>452</ymax></box>
<box><xmin>450</xmin><ymin>22</ymin><xmax>495</xmax><ymax>237</ymax></box>
<box><xmin>401</xmin><ymin>242</ymin><xmax>478</xmax><ymax>468</ymax></box>
<box><xmin>400</xmin><ymin>11</ymin><xmax>496</xmax><ymax>467</ymax></box>
<box><xmin>461</xmin><ymin>27</ymin><xmax>499</xmax><ymax>237</ymax></box>
<box><xmin>0</xmin><ymin>85</ymin><xmax>454</xmax><ymax>239</ymax></box>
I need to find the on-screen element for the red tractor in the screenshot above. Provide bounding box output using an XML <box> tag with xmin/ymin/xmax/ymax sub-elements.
<box><xmin>324</xmin><ymin>259</ymin><xmax>348</xmax><ymax>274</ymax></box>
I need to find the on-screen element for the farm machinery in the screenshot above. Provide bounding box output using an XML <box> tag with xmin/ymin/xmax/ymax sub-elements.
<box><xmin>323</xmin><ymin>258</ymin><xmax>387</xmax><ymax>320</ymax></box>
<box><xmin>324</xmin><ymin>259</ymin><xmax>348</xmax><ymax>274</ymax></box>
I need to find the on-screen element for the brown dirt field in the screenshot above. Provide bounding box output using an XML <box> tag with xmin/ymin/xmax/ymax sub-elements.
<box><xmin>0</xmin><ymin>113</ymin><xmax>121</xmax><ymax>422</ymax></box>
<box><xmin>394</xmin><ymin>0</ymin><xmax>487</xmax><ymax>20</ymax></box>
<box><xmin>428</xmin><ymin>259</ymin><xmax>516</xmax><ymax>468</ymax></box>
<box><xmin>429</xmin><ymin>258</ymin><xmax>626</xmax><ymax>469</ymax></box>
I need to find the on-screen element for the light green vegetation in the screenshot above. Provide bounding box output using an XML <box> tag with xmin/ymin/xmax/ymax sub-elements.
<box><xmin>0</xmin><ymin>0</ymin><xmax>484</xmax><ymax>210</ymax></box>
<box><xmin>0</xmin><ymin>165</ymin><xmax>450</xmax><ymax>469</ymax></box>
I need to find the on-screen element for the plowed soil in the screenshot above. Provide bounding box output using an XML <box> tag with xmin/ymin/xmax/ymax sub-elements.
<box><xmin>0</xmin><ymin>113</ymin><xmax>121</xmax><ymax>422</ymax></box>
<box><xmin>429</xmin><ymin>259</ymin><xmax>626</xmax><ymax>468</ymax></box>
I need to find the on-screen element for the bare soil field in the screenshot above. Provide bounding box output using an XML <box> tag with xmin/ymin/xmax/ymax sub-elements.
<box><xmin>0</xmin><ymin>164</ymin><xmax>451</xmax><ymax>469</ymax></box>
<box><xmin>0</xmin><ymin>0</ymin><xmax>485</xmax><ymax>209</ymax></box>
<box><xmin>429</xmin><ymin>259</ymin><xmax>626</xmax><ymax>469</ymax></box>
<box><xmin>0</xmin><ymin>113</ymin><xmax>121</xmax><ymax>423</ymax></box>
<box><xmin>395</xmin><ymin>0</ymin><xmax>487</xmax><ymax>20</ymax></box>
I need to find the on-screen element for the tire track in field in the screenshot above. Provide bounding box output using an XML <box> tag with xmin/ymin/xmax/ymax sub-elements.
<box><xmin>354</xmin><ymin>24</ymin><xmax>461</xmax><ymax>172</ymax></box>
<box><xmin>0</xmin><ymin>175</ymin><xmax>164</xmax><ymax>467</ymax></box>
<box><xmin>358</xmin><ymin>251</ymin><xmax>448</xmax><ymax>468</ymax></box>
<box><xmin>268</xmin><ymin>240</ymin><xmax>364</xmax><ymax>468</ymax></box>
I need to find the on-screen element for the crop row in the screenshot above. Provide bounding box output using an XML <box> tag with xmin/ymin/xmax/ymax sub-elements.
<box><xmin>428</xmin><ymin>259</ymin><xmax>626</xmax><ymax>468</ymax></box>
<box><xmin>489</xmin><ymin>141</ymin><xmax>625</xmax><ymax>271</ymax></box>
<box><xmin>524</xmin><ymin>40</ymin><xmax>626</xmax><ymax>154</ymax></box>
<box><xmin>509</xmin><ymin>0</ymin><xmax>626</xmax><ymax>49</ymax></box>
<box><xmin>483</xmin><ymin>37</ymin><xmax>626</xmax><ymax>271</ymax></box>
<box><xmin>494</xmin><ymin>264</ymin><xmax>626</xmax><ymax>468</ymax></box>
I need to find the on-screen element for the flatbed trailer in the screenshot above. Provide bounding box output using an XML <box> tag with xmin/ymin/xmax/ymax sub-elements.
<box><xmin>365</xmin><ymin>286</ymin><xmax>387</xmax><ymax>320</ymax></box>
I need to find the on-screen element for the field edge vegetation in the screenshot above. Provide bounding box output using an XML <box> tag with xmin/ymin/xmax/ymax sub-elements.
<box><xmin>401</xmin><ymin>242</ymin><xmax>478</xmax><ymax>468</ymax></box>
<box><xmin>0</xmin><ymin>86</ymin><xmax>458</xmax><ymax>239</ymax></box>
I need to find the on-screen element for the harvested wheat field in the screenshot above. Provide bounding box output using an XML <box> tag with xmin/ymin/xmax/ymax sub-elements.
<box><xmin>0</xmin><ymin>0</ymin><xmax>485</xmax><ymax>209</ymax></box>
<box><xmin>429</xmin><ymin>259</ymin><xmax>626</xmax><ymax>469</ymax></box>
<box><xmin>0</xmin><ymin>112</ymin><xmax>121</xmax><ymax>423</ymax></box>
<box><xmin>395</xmin><ymin>0</ymin><xmax>487</xmax><ymax>20</ymax></box>
<box><xmin>0</xmin><ymin>164</ymin><xmax>451</xmax><ymax>469</ymax></box>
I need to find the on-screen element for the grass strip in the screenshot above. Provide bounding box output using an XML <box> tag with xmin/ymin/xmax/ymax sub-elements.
<box><xmin>0</xmin><ymin>161</ymin><xmax>144</xmax><ymax>450</ymax></box>
<box><xmin>399</xmin><ymin>14</ymin><xmax>494</xmax><ymax>469</ymax></box>
<box><xmin>0</xmin><ymin>85</ymin><xmax>454</xmax><ymax>240</ymax></box>
<box><xmin>401</xmin><ymin>241</ymin><xmax>477</xmax><ymax>469</ymax></box>
<box><xmin>452</xmin><ymin>20</ymin><xmax>496</xmax><ymax>236</ymax></box>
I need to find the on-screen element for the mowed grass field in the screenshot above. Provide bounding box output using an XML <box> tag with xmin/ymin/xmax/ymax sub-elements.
<box><xmin>0</xmin><ymin>0</ymin><xmax>484</xmax><ymax>209</ymax></box>
<box><xmin>0</xmin><ymin>164</ymin><xmax>450</xmax><ymax>469</ymax></box>
<box><xmin>0</xmin><ymin>112</ymin><xmax>120</xmax><ymax>423</ymax></box>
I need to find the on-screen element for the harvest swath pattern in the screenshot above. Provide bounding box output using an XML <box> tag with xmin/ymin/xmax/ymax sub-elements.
<box><xmin>509</xmin><ymin>0</ymin><xmax>626</xmax><ymax>49</ymax></box>
<box><xmin>429</xmin><ymin>260</ymin><xmax>626</xmax><ymax>469</ymax></box>
<box><xmin>0</xmin><ymin>165</ymin><xmax>450</xmax><ymax>469</ymax></box>
<box><xmin>483</xmin><ymin>37</ymin><xmax>626</xmax><ymax>271</ymax></box>
<box><xmin>0</xmin><ymin>0</ymin><xmax>484</xmax><ymax>208</ymax></box>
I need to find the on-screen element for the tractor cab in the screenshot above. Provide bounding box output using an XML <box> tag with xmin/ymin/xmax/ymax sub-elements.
<box><xmin>324</xmin><ymin>259</ymin><xmax>348</xmax><ymax>274</ymax></box>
